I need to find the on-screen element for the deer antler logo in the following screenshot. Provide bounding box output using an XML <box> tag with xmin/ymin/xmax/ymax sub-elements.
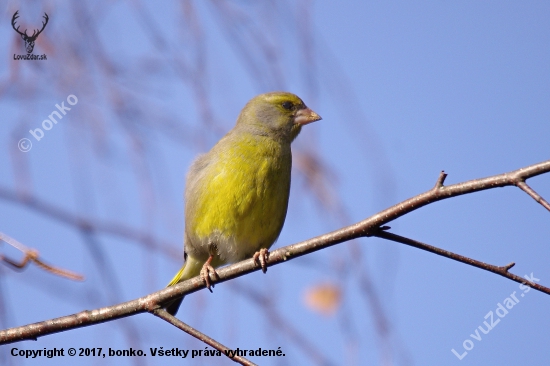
<box><xmin>12</xmin><ymin>11</ymin><xmax>49</xmax><ymax>54</ymax></box>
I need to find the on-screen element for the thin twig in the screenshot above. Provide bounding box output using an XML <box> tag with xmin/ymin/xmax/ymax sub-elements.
<box><xmin>516</xmin><ymin>180</ymin><xmax>550</xmax><ymax>212</ymax></box>
<box><xmin>0</xmin><ymin>159</ymin><xmax>548</xmax><ymax>344</ymax></box>
<box><xmin>153</xmin><ymin>309</ymin><xmax>257</xmax><ymax>366</ymax></box>
<box><xmin>433</xmin><ymin>170</ymin><xmax>448</xmax><ymax>189</ymax></box>
<box><xmin>0</xmin><ymin>232</ymin><xmax>84</xmax><ymax>281</ymax></box>
<box><xmin>371</xmin><ymin>229</ymin><xmax>550</xmax><ymax>295</ymax></box>
<box><xmin>0</xmin><ymin>187</ymin><xmax>178</xmax><ymax>259</ymax></box>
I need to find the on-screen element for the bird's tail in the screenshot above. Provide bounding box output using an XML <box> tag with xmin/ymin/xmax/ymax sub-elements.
<box><xmin>165</xmin><ymin>264</ymin><xmax>187</xmax><ymax>315</ymax></box>
<box><xmin>165</xmin><ymin>256</ymin><xmax>203</xmax><ymax>315</ymax></box>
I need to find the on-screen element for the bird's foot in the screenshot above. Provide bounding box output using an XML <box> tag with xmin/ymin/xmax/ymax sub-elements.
<box><xmin>253</xmin><ymin>248</ymin><xmax>270</xmax><ymax>273</ymax></box>
<box><xmin>200</xmin><ymin>255</ymin><xmax>219</xmax><ymax>292</ymax></box>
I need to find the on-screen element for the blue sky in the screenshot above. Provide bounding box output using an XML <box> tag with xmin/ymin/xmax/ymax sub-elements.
<box><xmin>0</xmin><ymin>1</ymin><xmax>549</xmax><ymax>365</ymax></box>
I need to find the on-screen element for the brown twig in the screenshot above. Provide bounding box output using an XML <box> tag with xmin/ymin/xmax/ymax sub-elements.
<box><xmin>515</xmin><ymin>180</ymin><xmax>550</xmax><ymax>212</ymax></box>
<box><xmin>0</xmin><ymin>159</ymin><xmax>548</xmax><ymax>345</ymax></box>
<box><xmin>0</xmin><ymin>232</ymin><xmax>84</xmax><ymax>281</ymax></box>
<box><xmin>0</xmin><ymin>187</ymin><xmax>179</xmax><ymax>259</ymax></box>
<box><xmin>153</xmin><ymin>309</ymin><xmax>257</xmax><ymax>366</ymax></box>
<box><xmin>371</xmin><ymin>229</ymin><xmax>550</xmax><ymax>295</ymax></box>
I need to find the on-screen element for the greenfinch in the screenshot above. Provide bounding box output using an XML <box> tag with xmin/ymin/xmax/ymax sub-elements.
<box><xmin>166</xmin><ymin>91</ymin><xmax>321</xmax><ymax>315</ymax></box>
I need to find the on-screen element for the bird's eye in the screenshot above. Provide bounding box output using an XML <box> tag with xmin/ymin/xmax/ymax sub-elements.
<box><xmin>282</xmin><ymin>101</ymin><xmax>293</xmax><ymax>110</ymax></box>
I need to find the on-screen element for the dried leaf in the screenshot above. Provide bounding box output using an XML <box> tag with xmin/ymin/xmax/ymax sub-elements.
<box><xmin>303</xmin><ymin>282</ymin><xmax>341</xmax><ymax>316</ymax></box>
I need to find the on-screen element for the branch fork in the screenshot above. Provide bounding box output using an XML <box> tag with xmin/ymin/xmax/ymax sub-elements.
<box><xmin>1</xmin><ymin>159</ymin><xmax>549</xmax><ymax>365</ymax></box>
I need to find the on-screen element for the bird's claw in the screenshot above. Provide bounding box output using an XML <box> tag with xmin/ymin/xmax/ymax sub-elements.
<box><xmin>253</xmin><ymin>248</ymin><xmax>270</xmax><ymax>273</ymax></box>
<box><xmin>200</xmin><ymin>259</ymin><xmax>219</xmax><ymax>293</ymax></box>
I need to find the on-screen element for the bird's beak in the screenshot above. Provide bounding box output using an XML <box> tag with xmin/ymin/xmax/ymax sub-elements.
<box><xmin>294</xmin><ymin>107</ymin><xmax>322</xmax><ymax>126</ymax></box>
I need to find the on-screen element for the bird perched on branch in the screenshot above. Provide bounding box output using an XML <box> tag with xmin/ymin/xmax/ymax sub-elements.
<box><xmin>165</xmin><ymin>91</ymin><xmax>321</xmax><ymax>315</ymax></box>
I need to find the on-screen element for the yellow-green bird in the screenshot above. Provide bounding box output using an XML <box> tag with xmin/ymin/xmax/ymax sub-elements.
<box><xmin>166</xmin><ymin>91</ymin><xmax>321</xmax><ymax>315</ymax></box>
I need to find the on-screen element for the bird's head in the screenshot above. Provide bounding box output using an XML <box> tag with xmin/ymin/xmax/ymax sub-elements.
<box><xmin>236</xmin><ymin>92</ymin><xmax>321</xmax><ymax>142</ymax></box>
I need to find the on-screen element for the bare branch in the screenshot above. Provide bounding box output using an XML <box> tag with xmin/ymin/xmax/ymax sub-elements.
<box><xmin>153</xmin><ymin>309</ymin><xmax>257</xmax><ymax>365</ymax></box>
<box><xmin>0</xmin><ymin>232</ymin><xmax>84</xmax><ymax>281</ymax></box>
<box><xmin>516</xmin><ymin>180</ymin><xmax>550</xmax><ymax>212</ymax></box>
<box><xmin>371</xmin><ymin>230</ymin><xmax>550</xmax><ymax>295</ymax></box>
<box><xmin>0</xmin><ymin>159</ymin><xmax>548</xmax><ymax>345</ymax></box>
<box><xmin>0</xmin><ymin>187</ymin><xmax>178</xmax><ymax>259</ymax></box>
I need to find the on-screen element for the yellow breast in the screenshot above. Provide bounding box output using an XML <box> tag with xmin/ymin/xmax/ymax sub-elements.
<box><xmin>186</xmin><ymin>132</ymin><xmax>291</xmax><ymax>263</ymax></box>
